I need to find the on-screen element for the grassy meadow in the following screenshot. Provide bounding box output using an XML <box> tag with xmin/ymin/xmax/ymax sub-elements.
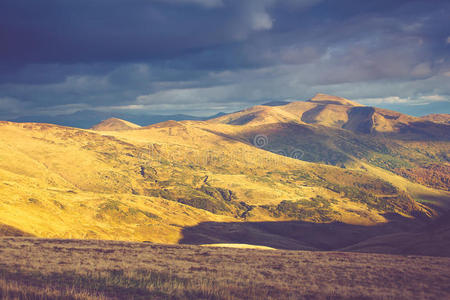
<box><xmin>1</xmin><ymin>237</ymin><xmax>450</xmax><ymax>299</ymax></box>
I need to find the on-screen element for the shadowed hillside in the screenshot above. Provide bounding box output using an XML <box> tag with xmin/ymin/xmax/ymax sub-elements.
<box><xmin>179</xmin><ymin>213</ymin><xmax>429</xmax><ymax>251</ymax></box>
<box><xmin>342</xmin><ymin>211</ymin><xmax>450</xmax><ymax>256</ymax></box>
<box><xmin>0</xmin><ymin>224</ymin><xmax>33</xmax><ymax>237</ymax></box>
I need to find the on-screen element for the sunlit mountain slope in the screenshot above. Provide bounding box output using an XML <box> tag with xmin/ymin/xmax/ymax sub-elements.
<box><xmin>91</xmin><ymin>117</ymin><xmax>141</xmax><ymax>131</ymax></box>
<box><xmin>0</xmin><ymin>94</ymin><xmax>449</xmax><ymax>251</ymax></box>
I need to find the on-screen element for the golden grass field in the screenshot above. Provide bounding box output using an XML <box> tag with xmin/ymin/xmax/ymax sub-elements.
<box><xmin>1</xmin><ymin>237</ymin><xmax>450</xmax><ymax>300</ymax></box>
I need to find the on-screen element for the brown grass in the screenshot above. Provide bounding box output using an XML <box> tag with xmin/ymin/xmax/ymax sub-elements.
<box><xmin>1</xmin><ymin>237</ymin><xmax>449</xmax><ymax>299</ymax></box>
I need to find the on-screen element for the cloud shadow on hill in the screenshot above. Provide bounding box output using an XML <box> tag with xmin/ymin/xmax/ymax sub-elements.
<box><xmin>179</xmin><ymin>213</ymin><xmax>427</xmax><ymax>251</ymax></box>
<box><xmin>0</xmin><ymin>223</ymin><xmax>34</xmax><ymax>238</ymax></box>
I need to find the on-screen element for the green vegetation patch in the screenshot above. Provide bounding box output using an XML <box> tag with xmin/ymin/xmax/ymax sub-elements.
<box><xmin>176</xmin><ymin>196</ymin><xmax>229</xmax><ymax>214</ymax></box>
<box><xmin>127</xmin><ymin>207</ymin><xmax>161</xmax><ymax>220</ymax></box>
<box><xmin>97</xmin><ymin>200</ymin><xmax>161</xmax><ymax>221</ymax></box>
<box><xmin>324</xmin><ymin>183</ymin><xmax>395</xmax><ymax>211</ymax></box>
<box><xmin>261</xmin><ymin>197</ymin><xmax>337</xmax><ymax>222</ymax></box>
<box><xmin>98</xmin><ymin>200</ymin><xmax>122</xmax><ymax>212</ymax></box>
<box><xmin>146</xmin><ymin>184</ymin><xmax>236</xmax><ymax>215</ymax></box>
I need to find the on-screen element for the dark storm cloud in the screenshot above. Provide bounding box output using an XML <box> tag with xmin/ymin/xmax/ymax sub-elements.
<box><xmin>0</xmin><ymin>0</ymin><xmax>449</xmax><ymax>118</ymax></box>
<box><xmin>0</xmin><ymin>0</ymin><xmax>275</xmax><ymax>64</ymax></box>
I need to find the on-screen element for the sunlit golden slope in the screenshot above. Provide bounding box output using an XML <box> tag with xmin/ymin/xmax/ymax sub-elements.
<box><xmin>0</xmin><ymin>95</ymin><xmax>449</xmax><ymax>249</ymax></box>
<box><xmin>210</xmin><ymin>93</ymin><xmax>448</xmax><ymax>137</ymax></box>
<box><xmin>91</xmin><ymin>117</ymin><xmax>141</xmax><ymax>131</ymax></box>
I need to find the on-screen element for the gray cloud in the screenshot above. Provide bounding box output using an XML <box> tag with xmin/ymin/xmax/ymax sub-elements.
<box><xmin>0</xmin><ymin>0</ymin><xmax>449</xmax><ymax>119</ymax></box>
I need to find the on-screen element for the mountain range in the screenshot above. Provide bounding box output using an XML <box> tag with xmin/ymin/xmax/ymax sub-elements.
<box><xmin>0</xmin><ymin>93</ymin><xmax>449</xmax><ymax>255</ymax></box>
<box><xmin>9</xmin><ymin>110</ymin><xmax>227</xmax><ymax>129</ymax></box>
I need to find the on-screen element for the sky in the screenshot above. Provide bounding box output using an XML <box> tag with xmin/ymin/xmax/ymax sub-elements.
<box><xmin>0</xmin><ymin>0</ymin><xmax>449</xmax><ymax>120</ymax></box>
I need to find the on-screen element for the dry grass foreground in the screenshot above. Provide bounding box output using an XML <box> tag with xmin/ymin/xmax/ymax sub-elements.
<box><xmin>1</xmin><ymin>238</ymin><xmax>450</xmax><ymax>299</ymax></box>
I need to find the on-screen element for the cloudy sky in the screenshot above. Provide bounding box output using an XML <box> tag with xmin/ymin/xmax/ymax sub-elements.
<box><xmin>1</xmin><ymin>0</ymin><xmax>449</xmax><ymax>120</ymax></box>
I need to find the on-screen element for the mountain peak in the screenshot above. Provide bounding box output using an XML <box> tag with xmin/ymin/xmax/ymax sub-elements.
<box><xmin>90</xmin><ymin>117</ymin><xmax>141</xmax><ymax>131</ymax></box>
<box><xmin>308</xmin><ymin>93</ymin><xmax>364</xmax><ymax>106</ymax></box>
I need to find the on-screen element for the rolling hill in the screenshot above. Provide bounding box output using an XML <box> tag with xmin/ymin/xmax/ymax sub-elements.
<box><xmin>0</xmin><ymin>94</ymin><xmax>449</xmax><ymax>254</ymax></box>
<box><xmin>9</xmin><ymin>110</ymin><xmax>221</xmax><ymax>129</ymax></box>
<box><xmin>91</xmin><ymin>118</ymin><xmax>141</xmax><ymax>131</ymax></box>
<box><xmin>208</xmin><ymin>94</ymin><xmax>450</xmax><ymax>190</ymax></box>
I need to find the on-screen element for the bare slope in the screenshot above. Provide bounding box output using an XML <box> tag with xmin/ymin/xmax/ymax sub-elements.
<box><xmin>308</xmin><ymin>93</ymin><xmax>364</xmax><ymax>106</ymax></box>
<box><xmin>91</xmin><ymin>117</ymin><xmax>141</xmax><ymax>131</ymax></box>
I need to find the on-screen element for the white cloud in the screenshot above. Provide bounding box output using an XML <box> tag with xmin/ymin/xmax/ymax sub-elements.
<box><xmin>243</xmin><ymin>0</ymin><xmax>276</xmax><ymax>32</ymax></box>
<box><xmin>359</xmin><ymin>96</ymin><xmax>410</xmax><ymax>105</ymax></box>
<box><xmin>356</xmin><ymin>94</ymin><xmax>448</xmax><ymax>107</ymax></box>
<box><xmin>250</xmin><ymin>11</ymin><xmax>273</xmax><ymax>30</ymax></box>
<box><xmin>420</xmin><ymin>95</ymin><xmax>447</xmax><ymax>101</ymax></box>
